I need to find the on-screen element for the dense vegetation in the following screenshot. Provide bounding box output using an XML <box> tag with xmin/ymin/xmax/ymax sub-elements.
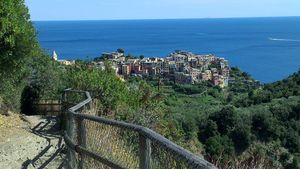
<box><xmin>1</xmin><ymin>0</ymin><xmax>37</xmax><ymax>111</ymax></box>
<box><xmin>151</xmin><ymin>69</ymin><xmax>300</xmax><ymax>168</ymax></box>
<box><xmin>0</xmin><ymin>0</ymin><xmax>299</xmax><ymax>168</ymax></box>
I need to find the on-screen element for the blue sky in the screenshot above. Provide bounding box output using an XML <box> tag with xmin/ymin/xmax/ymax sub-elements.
<box><xmin>26</xmin><ymin>0</ymin><xmax>300</xmax><ymax>21</ymax></box>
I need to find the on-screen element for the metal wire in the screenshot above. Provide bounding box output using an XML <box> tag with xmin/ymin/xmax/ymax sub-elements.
<box><xmin>82</xmin><ymin>119</ymin><xmax>140</xmax><ymax>169</ymax></box>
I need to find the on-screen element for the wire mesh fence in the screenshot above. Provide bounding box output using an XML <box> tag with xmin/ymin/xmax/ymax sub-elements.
<box><xmin>63</xmin><ymin>89</ymin><xmax>216</xmax><ymax>169</ymax></box>
<box><xmin>82</xmin><ymin>118</ymin><xmax>140</xmax><ymax>169</ymax></box>
<box><xmin>151</xmin><ymin>139</ymin><xmax>206</xmax><ymax>169</ymax></box>
<box><xmin>151</xmin><ymin>140</ymin><xmax>187</xmax><ymax>169</ymax></box>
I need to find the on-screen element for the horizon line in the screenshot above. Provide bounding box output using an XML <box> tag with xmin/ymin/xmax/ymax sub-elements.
<box><xmin>31</xmin><ymin>15</ymin><xmax>300</xmax><ymax>22</ymax></box>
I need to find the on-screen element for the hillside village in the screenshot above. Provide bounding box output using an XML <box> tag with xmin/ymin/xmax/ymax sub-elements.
<box><xmin>53</xmin><ymin>50</ymin><xmax>230</xmax><ymax>88</ymax></box>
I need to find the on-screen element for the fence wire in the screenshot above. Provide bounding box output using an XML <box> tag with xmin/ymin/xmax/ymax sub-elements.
<box><xmin>151</xmin><ymin>140</ymin><xmax>197</xmax><ymax>169</ymax></box>
<box><xmin>82</xmin><ymin>119</ymin><xmax>140</xmax><ymax>169</ymax></box>
<box><xmin>82</xmin><ymin>155</ymin><xmax>112</xmax><ymax>169</ymax></box>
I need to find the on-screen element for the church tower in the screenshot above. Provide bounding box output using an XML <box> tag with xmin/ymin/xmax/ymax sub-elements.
<box><xmin>52</xmin><ymin>50</ymin><xmax>58</xmax><ymax>61</ymax></box>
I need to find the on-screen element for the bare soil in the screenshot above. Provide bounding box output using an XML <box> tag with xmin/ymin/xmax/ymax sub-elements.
<box><xmin>0</xmin><ymin>114</ymin><xmax>66</xmax><ymax>169</ymax></box>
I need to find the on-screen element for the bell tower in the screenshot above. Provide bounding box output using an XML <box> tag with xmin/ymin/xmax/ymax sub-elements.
<box><xmin>52</xmin><ymin>50</ymin><xmax>58</xmax><ymax>61</ymax></box>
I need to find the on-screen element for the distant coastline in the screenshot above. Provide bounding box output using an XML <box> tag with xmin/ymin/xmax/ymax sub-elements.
<box><xmin>34</xmin><ymin>17</ymin><xmax>300</xmax><ymax>83</ymax></box>
<box><xmin>32</xmin><ymin>16</ymin><xmax>300</xmax><ymax>22</ymax></box>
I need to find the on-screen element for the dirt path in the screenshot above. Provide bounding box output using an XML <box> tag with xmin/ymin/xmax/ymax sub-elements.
<box><xmin>0</xmin><ymin>114</ymin><xmax>66</xmax><ymax>169</ymax></box>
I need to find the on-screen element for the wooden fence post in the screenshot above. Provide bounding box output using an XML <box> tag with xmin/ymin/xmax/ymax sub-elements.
<box><xmin>77</xmin><ymin>114</ymin><xmax>87</xmax><ymax>169</ymax></box>
<box><xmin>66</xmin><ymin>112</ymin><xmax>78</xmax><ymax>169</ymax></box>
<box><xmin>61</xmin><ymin>92</ymin><xmax>67</xmax><ymax>130</ymax></box>
<box><xmin>139</xmin><ymin>133</ymin><xmax>151</xmax><ymax>169</ymax></box>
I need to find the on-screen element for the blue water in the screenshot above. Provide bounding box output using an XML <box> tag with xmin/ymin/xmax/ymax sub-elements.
<box><xmin>34</xmin><ymin>17</ymin><xmax>300</xmax><ymax>83</ymax></box>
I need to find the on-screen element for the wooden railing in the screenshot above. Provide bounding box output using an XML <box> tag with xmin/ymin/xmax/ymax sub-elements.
<box><xmin>63</xmin><ymin>89</ymin><xmax>216</xmax><ymax>169</ymax></box>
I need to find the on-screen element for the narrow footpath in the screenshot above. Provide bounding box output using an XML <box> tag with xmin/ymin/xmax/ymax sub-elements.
<box><xmin>0</xmin><ymin>114</ymin><xmax>66</xmax><ymax>169</ymax></box>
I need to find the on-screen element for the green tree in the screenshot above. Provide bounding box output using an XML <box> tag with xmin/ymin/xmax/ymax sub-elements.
<box><xmin>198</xmin><ymin>120</ymin><xmax>219</xmax><ymax>142</ymax></box>
<box><xmin>68</xmin><ymin>67</ymin><xmax>131</xmax><ymax>114</ymax></box>
<box><xmin>230</xmin><ymin>119</ymin><xmax>252</xmax><ymax>154</ymax></box>
<box><xmin>205</xmin><ymin>135</ymin><xmax>234</xmax><ymax>162</ymax></box>
<box><xmin>210</xmin><ymin>106</ymin><xmax>238</xmax><ymax>135</ymax></box>
<box><xmin>270</xmin><ymin>103</ymin><xmax>292</xmax><ymax>122</ymax></box>
<box><xmin>0</xmin><ymin>0</ymin><xmax>42</xmax><ymax>111</ymax></box>
<box><xmin>251</xmin><ymin>112</ymin><xmax>280</xmax><ymax>141</ymax></box>
<box><xmin>0</xmin><ymin>0</ymin><xmax>39</xmax><ymax>73</ymax></box>
<box><xmin>284</xmin><ymin>129</ymin><xmax>300</xmax><ymax>153</ymax></box>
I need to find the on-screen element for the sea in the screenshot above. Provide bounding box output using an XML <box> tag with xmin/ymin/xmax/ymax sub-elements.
<box><xmin>34</xmin><ymin>17</ymin><xmax>300</xmax><ymax>83</ymax></box>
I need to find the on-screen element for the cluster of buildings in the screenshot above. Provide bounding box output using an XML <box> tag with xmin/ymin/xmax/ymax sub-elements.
<box><xmin>51</xmin><ymin>49</ymin><xmax>230</xmax><ymax>87</ymax></box>
<box><xmin>93</xmin><ymin>50</ymin><xmax>230</xmax><ymax>88</ymax></box>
